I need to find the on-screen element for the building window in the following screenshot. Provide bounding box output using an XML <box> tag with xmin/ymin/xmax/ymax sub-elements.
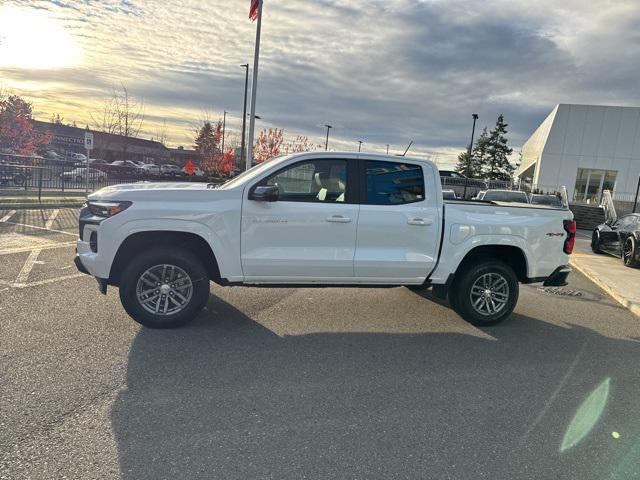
<box><xmin>573</xmin><ymin>168</ymin><xmax>617</xmax><ymax>203</ymax></box>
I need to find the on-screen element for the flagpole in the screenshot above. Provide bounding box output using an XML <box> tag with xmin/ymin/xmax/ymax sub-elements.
<box><xmin>246</xmin><ymin>0</ymin><xmax>263</xmax><ymax>170</ymax></box>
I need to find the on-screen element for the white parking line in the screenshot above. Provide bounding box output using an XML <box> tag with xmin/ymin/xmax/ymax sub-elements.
<box><xmin>0</xmin><ymin>210</ymin><xmax>17</xmax><ymax>223</ymax></box>
<box><xmin>0</xmin><ymin>241</ymin><xmax>76</xmax><ymax>256</ymax></box>
<box><xmin>12</xmin><ymin>273</ymin><xmax>86</xmax><ymax>288</ymax></box>
<box><xmin>1</xmin><ymin>221</ymin><xmax>77</xmax><ymax>236</ymax></box>
<box><xmin>44</xmin><ymin>209</ymin><xmax>60</xmax><ymax>230</ymax></box>
<box><xmin>15</xmin><ymin>249</ymin><xmax>42</xmax><ymax>284</ymax></box>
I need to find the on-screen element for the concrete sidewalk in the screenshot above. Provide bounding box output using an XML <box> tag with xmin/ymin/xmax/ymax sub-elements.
<box><xmin>570</xmin><ymin>230</ymin><xmax>640</xmax><ymax>317</ymax></box>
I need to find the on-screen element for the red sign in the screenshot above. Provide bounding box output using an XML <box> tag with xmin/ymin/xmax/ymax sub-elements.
<box><xmin>184</xmin><ymin>160</ymin><xmax>195</xmax><ymax>175</ymax></box>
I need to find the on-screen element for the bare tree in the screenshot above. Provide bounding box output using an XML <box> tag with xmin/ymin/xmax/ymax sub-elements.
<box><xmin>155</xmin><ymin>119</ymin><xmax>168</xmax><ymax>146</ymax></box>
<box><xmin>91</xmin><ymin>84</ymin><xmax>145</xmax><ymax>137</ymax></box>
<box><xmin>90</xmin><ymin>84</ymin><xmax>145</xmax><ymax>160</ymax></box>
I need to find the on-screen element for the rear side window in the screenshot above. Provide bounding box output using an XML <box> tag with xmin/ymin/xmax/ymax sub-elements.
<box><xmin>365</xmin><ymin>160</ymin><xmax>424</xmax><ymax>205</ymax></box>
<box><xmin>365</xmin><ymin>161</ymin><xmax>425</xmax><ymax>205</ymax></box>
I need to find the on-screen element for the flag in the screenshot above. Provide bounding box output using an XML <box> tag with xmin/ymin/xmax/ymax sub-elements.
<box><xmin>249</xmin><ymin>0</ymin><xmax>260</xmax><ymax>21</ymax></box>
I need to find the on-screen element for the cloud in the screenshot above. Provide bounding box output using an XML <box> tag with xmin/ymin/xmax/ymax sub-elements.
<box><xmin>1</xmin><ymin>0</ymin><xmax>640</xmax><ymax>166</ymax></box>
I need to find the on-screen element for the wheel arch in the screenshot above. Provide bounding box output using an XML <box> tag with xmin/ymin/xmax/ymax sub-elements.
<box><xmin>109</xmin><ymin>230</ymin><xmax>221</xmax><ymax>286</ymax></box>
<box><xmin>452</xmin><ymin>244</ymin><xmax>528</xmax><ymax>283</ymax></box>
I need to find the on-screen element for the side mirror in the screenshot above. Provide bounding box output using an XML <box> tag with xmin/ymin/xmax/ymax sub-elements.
<box><xmin>250</xmin><ymin>185</ymin><xmax>279</xmax><ymax>202</ymax></box>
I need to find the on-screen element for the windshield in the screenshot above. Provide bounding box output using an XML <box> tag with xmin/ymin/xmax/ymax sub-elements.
<box><xmin>483</xmin><ymin>190</ymin><xmax>529</xmax><ymax>202</ymax></box>
<box><xmin>531</xmin><ymin>195</ymin><xmax>563</xmax><ymax>207</ymax></box>
<box><xmin>218</xmin><ymin>156</ymin><xmax>289</xmax><ymax>189</ymax></box>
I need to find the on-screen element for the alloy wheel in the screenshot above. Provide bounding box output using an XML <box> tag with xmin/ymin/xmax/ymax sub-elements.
<box><xmin>469</xmin><ymin>272</ymin><xmax>510</xmax><ymax>316</ymax></box>
<box><xmin>136</xmin><ymin>264</ymin><xmax>193</xmax><ymax>316</ymax></box>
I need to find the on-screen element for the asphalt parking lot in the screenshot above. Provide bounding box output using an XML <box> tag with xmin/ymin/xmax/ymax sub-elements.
<box><xmin>2</xmin><ymin>208</ymin><xmax>640</xmax><ymax>479</ymax></box>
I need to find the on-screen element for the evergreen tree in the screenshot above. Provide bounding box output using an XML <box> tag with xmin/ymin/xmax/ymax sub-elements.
<box><xmin>194</xmin><ymin>120</ymin><xmax>222</xmax><ymax>173</ymax></box>
<box><xmin>485</xmin><ymin>114</ymin><xmax>514</xmax><ymax>181</ymax></box>
<box><xmin>455</xmin><ymin>127</ymin><xmax>489</xmax><ymax>178</ymax></box>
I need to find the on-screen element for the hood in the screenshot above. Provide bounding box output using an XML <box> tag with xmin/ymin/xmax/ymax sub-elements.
<box><xmin>88</xmin><ymin>181</ymin><xmax>231</xmax><ymax>202</ymax></box>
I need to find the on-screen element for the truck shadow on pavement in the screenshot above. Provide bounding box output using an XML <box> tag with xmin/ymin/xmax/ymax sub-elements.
<box><xmin>111</xmin><ymin>294</ymin><xmax>640</xmax><ymax>480</ymax></box>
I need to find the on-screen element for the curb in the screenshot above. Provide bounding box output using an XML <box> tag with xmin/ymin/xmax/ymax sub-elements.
<box><xmin>570</xmin><ymin>257</ymin><xmax>640</xmax><ymax>318</ymax></box>
<box><xmin>0</xmin><ymin>203</ymin><xmax>84</xmax><ymax>209</ymax></box>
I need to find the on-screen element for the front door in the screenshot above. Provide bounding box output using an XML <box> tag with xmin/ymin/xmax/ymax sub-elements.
<box><xmin>241</xmin><ymin>158</ymin><xmax>359</xmax><ymax>281</ymax></box>
<box><xmin>354</xmin><ymin>159</ymin><xmax>440</xmax><ymax>281</ymax></box>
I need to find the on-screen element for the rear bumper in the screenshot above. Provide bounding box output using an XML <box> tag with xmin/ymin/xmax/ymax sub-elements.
<box><xmin>542</xmin><ymin>265</ymin><xmax>571</xmax><ymax>287</ymax></box>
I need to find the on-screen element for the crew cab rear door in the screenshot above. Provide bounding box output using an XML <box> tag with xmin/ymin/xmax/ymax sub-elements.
<box><xmin>241</xmin><ymin>157</ymin><xmax>359</xmax><ymax>280</ymax></box>
<box><xmin>354</xmin><ymin>158</ymin><xmax>440</xmax><ymax>281</ymax></box>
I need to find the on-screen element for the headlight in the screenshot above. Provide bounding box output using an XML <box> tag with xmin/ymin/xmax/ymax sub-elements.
<box><xmin>87</xmin><ymin>200</ymin><xmax>132</xmax><ymax>217</ymax></box>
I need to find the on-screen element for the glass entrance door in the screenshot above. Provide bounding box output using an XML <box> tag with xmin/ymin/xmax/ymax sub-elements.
<box><xmin>573</xmin><ymin>168</ymin><xmax>617</xmax><ymax>203</ymax></box>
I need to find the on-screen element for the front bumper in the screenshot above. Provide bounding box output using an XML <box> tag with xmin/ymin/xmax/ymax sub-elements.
<box><xmin>74</xmin><ymin>253</ymin><xmax>108</xmax><ymax>294</ymax></box>
<box><xmin>542</xmin><ymin>265</ymin><xmax>571</xmax><ymax>287</ymax></box>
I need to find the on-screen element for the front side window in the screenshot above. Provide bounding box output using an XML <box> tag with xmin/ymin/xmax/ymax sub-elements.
<box><xmin>264</xmin><ymin>159</ymin><xmax>347</xmax><ymax>203</ymax></box>
<box><xmin>365</xmin><ymin>161</ymin><xmax>424</xmax><ymax>205</ymax></box>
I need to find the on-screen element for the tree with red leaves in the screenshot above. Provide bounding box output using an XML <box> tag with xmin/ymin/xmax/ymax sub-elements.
<box><xmin>253</xmin><ymin>128</ymin><xmax>284</xmax><ymax>163</ymax></box>
<box><xmin>0</xmin><ymin>92</ymin><xmax>49</xmax><ymax>155</ymax></box>
<box><xmin>219</xmin><ymin>148</ymin><xmax>235</xmax><ymax>176</ymax></box>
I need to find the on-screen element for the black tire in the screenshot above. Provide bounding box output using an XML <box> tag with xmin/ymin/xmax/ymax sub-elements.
<box><xmin>450</xmin><ymin>260</ymin><xmax>519</xmax><ymax>326</ymax></box>
<box><xmin>432</xmin><ymin>284</ymin><xmax>448</xmax><ymax>299</ymax></box>
<box><xmin>623</xmin><ymin>236</ymin><xmax>639</xmax><ymax>268</ymax></box>
<box><xmin>407</xmin><ymin>284</ymin><xmax>428</xmax><ymax>292</ymax></box>
<box><xmin>591</xmin><ymin>230</ymin><xmax>603</xmax><ymax>254</ymax></box>
<box><xmin>13</xmin><ymin>173</ymin><xmax>26</xmax><ymax>186</ymax></box>
<box><xmin>118</xmin><ymin>247</ymin><xmax>210</xmax><ymax>328</ymax></box>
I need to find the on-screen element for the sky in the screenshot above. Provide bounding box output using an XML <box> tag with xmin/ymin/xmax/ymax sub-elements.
<box><xmin>1</xmin><ymin>0</ymin><xmax>640</xmax><ymax>167</ymax></box>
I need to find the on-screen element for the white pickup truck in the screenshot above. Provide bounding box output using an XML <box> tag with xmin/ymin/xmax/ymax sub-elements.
<box><xmin>75</xmin><ymin>152</ymin><xmax>575</xmax><ymax>329</ymax></box>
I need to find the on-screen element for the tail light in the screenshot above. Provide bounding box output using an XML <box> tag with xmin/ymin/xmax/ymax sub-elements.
<box><xmin>563</xmin><ymin>219</ymin><xmax>576</xmax><ymax>254</ymax></box>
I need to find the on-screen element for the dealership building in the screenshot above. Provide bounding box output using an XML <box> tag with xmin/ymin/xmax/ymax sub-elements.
<box><xmin>517</xmin><ymin>104</ymin><xmax>640</xmax><ymax>204</ymax></box>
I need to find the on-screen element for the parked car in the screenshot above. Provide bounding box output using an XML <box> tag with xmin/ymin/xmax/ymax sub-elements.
<box><xmin>530</xmin><ymin>194</ymin><xmax>564</xmax><ymax>208</ymax></box>
<box><xmin>76</xmin><ymin>151</ymin><xmax>574</xmax><ymax>329</ymax></box>
<box><xmin>442</xmin><ymin>189</ymin><xmax>457</xmax><ymax>200</ymax></box>
<box><xmin>161</xmin><ymin>164</ymin><xmax>183</xmax><ymax>176</ymax></box>
<box><xmin>481</xmin><ymin>189</ymin><xmax>530</xmax><ymax>204</ymax></box>
<box><xmin>60</xmin><ymin>167</ymin><xmax>107</xmax><ymax>183</ymax></box>
<box><xmin>0</xmin><ymin>159</ymin><xmax>30</xmax><ymax>186</ymax></box>
<box><xmin>183</xmin><ymin>165</ymin><xmax>205</xmax><ymax>177</ymax></box>
<box><xmin>107</xmin><ymin>161</ymin><xmax>140</xmax><ymax>178</ymax></box>
<box><xmin>592</xmin><ymin>213</ymin><xmax>640</xmax><ymax>267</ymax></box>
<box><xmin>141</xmin><ymin>163</ymin><xmax>161</xmax><ymax>176</ymax></box>
<box><xmin>68</xmin><ymin>152</ymin><xmax>88</xmax><ymax>162</ymax></box>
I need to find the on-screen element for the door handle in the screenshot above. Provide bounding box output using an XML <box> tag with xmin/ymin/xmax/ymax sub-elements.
<box><xmin>408</xmin><ymin>217</ymin><xmax>432</xmax><ymax>226</ymax></box>
<box><xmin>326</xmin><ymin>215</ymin><xmax>351</xmax><ymax>223</ymax></box>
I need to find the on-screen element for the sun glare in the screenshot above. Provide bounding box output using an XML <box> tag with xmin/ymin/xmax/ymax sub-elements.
<box><xmin>0</xmin><ymin>6</ymin><xmax>80</xmax><ymax>69</ymax></box>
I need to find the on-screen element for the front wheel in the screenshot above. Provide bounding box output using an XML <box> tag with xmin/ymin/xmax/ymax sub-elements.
<box><xmin>450</xmin><ymin>261</ymin><xmax>519</xmax><ymax>326</ymax></box>
<box><xmin>591</xmin><ymin>230</ymin><xmax>603</xmax><ymax>253</ymax></box>
<box><xmin>623</xmin><ymin>236</ymin><xmax>639</xmax><ymax>267</ymax></box>
<box><xmin>119</xmin><ymin>247</ymin><xmax>210</xmax><ymax>328</ymax></box>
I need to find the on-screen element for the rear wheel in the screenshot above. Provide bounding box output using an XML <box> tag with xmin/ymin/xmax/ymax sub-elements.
<box><xmin>450</xmin><ymin>260</ymin><xmax>519</xmax><ymax>326</ymax></box>
<box><xmin>623</xmin><ymin>236</ymin><xmax>639</xmax><ymax>267</ymax></box>
<box><xmin>119</xmin><ymin>247</ymin><xmax>210</xmax><ymax>328</ymax></box>
<box><xmin>591</xmin><ymin>230</ymin><xmax>603</xmax><ymax>253</ymax></box>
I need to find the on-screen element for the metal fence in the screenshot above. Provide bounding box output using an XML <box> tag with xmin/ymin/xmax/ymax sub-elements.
<box><xmin>0</xmin><ymin>154</ymin><xmax>225</xmax><ymax>200</ymax></box>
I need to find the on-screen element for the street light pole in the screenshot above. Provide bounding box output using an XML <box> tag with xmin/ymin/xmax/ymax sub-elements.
<box><xmin>221</xmin><ymin>110</ymin><xmax>227</xmax><ymax>156</ymax></box>
<box><xmin>324</xmin><ymin>124</ymin><xmax>332</xmax><ymax>151</ymax></box>
<box><xmin>246</xmin><ymin>0</ymin><xmax>263</xmax><ymax>171</ymax></box>
<box><xmin>358</xmin><ymin>140</ymin><xmax>363</xmax><ymax>152</ymax></box>
<box><xmin>463</xmin><ymin>113</ymin><xmax>479</xmax><ymax>199</ymax></box>
<box><xmin>240</xmin><ymin>64</ymin><xmax>249</xmax><ymax>171</ymax></box>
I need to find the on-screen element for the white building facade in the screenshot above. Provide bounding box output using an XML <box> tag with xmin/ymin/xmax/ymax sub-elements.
<box><xmin>517</xmin><ymin>104</ymin><xmax>640</xmax><ymax>204</ymax></box>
